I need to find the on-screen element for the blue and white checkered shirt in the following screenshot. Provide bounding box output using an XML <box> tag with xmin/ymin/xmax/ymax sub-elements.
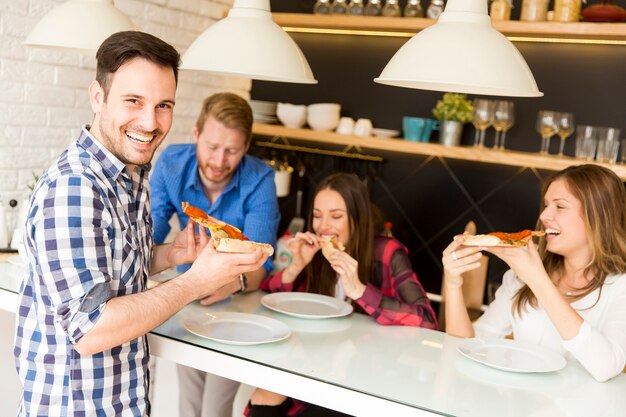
<box><xmin>14</xmin><ymin>126</ymin><xmax>153</xmax><ymax>416</ymax></box>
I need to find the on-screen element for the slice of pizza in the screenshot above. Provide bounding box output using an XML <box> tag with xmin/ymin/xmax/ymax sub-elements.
<box><xmin>181</xmin><ymin>202</ymin><xmax>274</xmax><ymax>256</ymax></box>
<box><xmin>462</xmin><ymin>229</ymin><xmax>547</xmax><ymax>247</ymax></box>
<box><xmin>320</xmin><ymin>235</ymin><xmax>345</xmax><ymax>259</ymax></box>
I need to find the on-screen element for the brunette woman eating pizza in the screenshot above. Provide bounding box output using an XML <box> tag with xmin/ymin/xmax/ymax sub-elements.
<box><xmin>443</xmin><ymin>164</ymin><xmax>626</xmax><ymax>382</ymax></box>
<box><xmin>247</xmin><ymin>172</ymin><xmax>437</xmax><ymax>417</ymax></box>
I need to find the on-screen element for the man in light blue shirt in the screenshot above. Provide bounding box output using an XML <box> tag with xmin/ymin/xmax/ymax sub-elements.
<box><xmin>150</xmin><ymin>92</ymin><xmax>280</xmax><ymax>417</ymax></box>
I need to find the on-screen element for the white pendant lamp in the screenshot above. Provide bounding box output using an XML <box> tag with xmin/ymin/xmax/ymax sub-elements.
<box><xmin>182</xmin><ymin>0</ymin><xmax>317</xmax><ymax>84</ymax></box>
<box><xmin>24</xmin><ymin>0</ymin><xmax>134</xmax><ymax>54</ymax></box>
<box><xmin>374</xmin><ymin>0</ymin><xmax>542</xmax><ymax>97</ymax></box>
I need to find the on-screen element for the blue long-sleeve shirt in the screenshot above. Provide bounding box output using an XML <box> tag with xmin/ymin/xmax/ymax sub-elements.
<box><xmin>150</xmin><ymin>144</ymin><xmax>280</xmax><ymax>273</ymax></box>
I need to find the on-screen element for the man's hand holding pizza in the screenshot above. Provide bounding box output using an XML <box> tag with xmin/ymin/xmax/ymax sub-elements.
<box><xmin>186</xmin><ymin>244</ymin><xmax>267</xmax><ymax>301</ymax></box>
<box><xmin>167</xmin><ymin>219</ymin><xmax>210</xmax><ymax>266</ymax></box>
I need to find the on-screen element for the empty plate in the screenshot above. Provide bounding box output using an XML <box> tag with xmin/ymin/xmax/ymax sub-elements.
<box><xmin>183</xmin><ymin>312</ymin><xmax>291</xmax><ymax>345</ymax></box>
<box><xmin>261</xmin><ymin>292</ymin><xmax>353</xmax><ymax>319</ymax></box>
<box><xmin>371</xmin><ymin>128</ymin><xmax>400</xmax><ymax>138</ymax></box>
<box><xmin>457</xmin><ymin>338</ymin><xmax>566</xmax><ymax>373</ymax></box>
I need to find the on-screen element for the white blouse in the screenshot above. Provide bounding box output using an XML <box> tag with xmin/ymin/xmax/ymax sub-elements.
<box><xmin>474</xmin><ymin>270</ymin><xmax>626</xmax><ymax>381</ymax></box>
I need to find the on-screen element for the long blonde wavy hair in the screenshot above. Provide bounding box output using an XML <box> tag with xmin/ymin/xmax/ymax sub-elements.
<box><xmin>512</xmin><ymin>164</ymin><xmax>626</xmax><ymax>315</ymax></box>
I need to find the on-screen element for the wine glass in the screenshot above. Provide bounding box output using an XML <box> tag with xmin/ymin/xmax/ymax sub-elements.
<box><xmin>472</xmin><ymin>99</ymin><xmax>494</xmax><ymax>148</ymax></box>
<box><xmin>536</xmin><ymin>110</ymin><xmax>558</xmax><ymax>154</ymax></box>
<box><xmin>556</xmin><ymin>112</ymin><xmax>575</xmax><ymax>156</ymax></box>
<box><xmin>492</xmin><ymin>101</ymin><xmax>515</xmax><ymax>150</ymax></box>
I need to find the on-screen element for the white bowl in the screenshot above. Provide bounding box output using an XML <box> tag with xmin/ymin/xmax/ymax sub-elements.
<box><xmin>307</xmin><ymin>103</ymin><xmax>341</xmax><ymax>131</ymax></box>
<box><xmin>308</xmin><ymin>113</ymin><xmax>340</xmax><ymax>131</ymax></box>
<box><xmin>276</xmin><ymin>103</ymin><xmax>307</xmax><ymax>129</ymax></box>
<box><xmin>307</xmin><ymin>103</ymin><xmax>341</xmax><ymax>115</ymax></box>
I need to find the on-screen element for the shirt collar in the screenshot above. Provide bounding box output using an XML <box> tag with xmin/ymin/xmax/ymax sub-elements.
<box><xmin>79</xmin><ymin>125</ymin><xmax>151</xmax><ymax>180</ymax></box>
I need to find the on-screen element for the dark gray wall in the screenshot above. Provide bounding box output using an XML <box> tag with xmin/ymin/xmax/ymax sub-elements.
<box><xmin>252</xmin><ymin>33</ymin><xmax>625</xmax><ymax>154</ymax></box>
<box><xmin>250</xmin><ymin>9</ymin><xmax>626</xmax><ymax>301</ymax></box>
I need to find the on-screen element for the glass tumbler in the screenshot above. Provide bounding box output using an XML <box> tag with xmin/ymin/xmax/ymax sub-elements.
<box><xmin>575</xmin><ymin>125</ymin><xmax>598</xmax><ymax>161</ymax></box>
<box><xmin>596</xmin><ymin>127</ymin><xmax>621</xmax><ymax>164</ymax></box>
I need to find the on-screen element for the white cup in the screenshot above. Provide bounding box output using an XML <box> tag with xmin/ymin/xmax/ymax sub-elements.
<box><xmin>274</xmin><ymin>169</ymin><xmax>293</xmax><ymax>198</ymax></box>
<box><xmin>336</xmin><ymin>117</ymin><xmax>355</xmax><ymax>135</ymax></box>
<box><xmin>353</xmin><ymin>118</ymin><xmax>373</xmax><ymax>137</ymax></box>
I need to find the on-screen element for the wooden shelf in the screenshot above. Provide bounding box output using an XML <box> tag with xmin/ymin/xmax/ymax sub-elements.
<box><xmin>273</xmin><ymin>13</ymin><xmax>626</xmax><ymax>42</ymax></box>
<box><xmin>252</xmin><ymin>123</ymin><xmax>626</xmax><ymax>180</ymax></box>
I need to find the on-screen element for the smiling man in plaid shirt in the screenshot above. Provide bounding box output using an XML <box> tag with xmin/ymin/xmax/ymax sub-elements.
<box><xmin>13</xmin><ymin>31</ymin><xmax>268</xmax><ymax>417</ymax></box>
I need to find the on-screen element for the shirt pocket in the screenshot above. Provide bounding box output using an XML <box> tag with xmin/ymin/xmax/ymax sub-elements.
<box><xmin>111</xmin><ymin>226</ymin><xmax>139</xmax><ymax>292</ymax></box>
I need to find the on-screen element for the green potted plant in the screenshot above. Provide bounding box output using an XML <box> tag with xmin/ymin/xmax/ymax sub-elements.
<box><xmin>432</xmin><ymin>93</ymin><xmax>473</xmax><ymax>147</ymax></box>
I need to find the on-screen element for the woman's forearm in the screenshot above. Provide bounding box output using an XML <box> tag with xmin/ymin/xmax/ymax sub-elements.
<box><xmin>444</xmin><ymin>282</ymin><xmax>475</xmax><ymax>338</ymax></box>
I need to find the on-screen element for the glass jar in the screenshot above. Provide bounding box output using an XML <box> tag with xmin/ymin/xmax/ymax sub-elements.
<box><xmin>490</xmin><ymin>0</ymin><xmax>512</xmax><ymax>21</ymax></box>
<box><xmin>313</xmin><ymin>0</ymin><xmax>331</xmax><ymax>15</ymax></box>
<box><xmin>426</xmin><ymin>0</ymin><xmax>445</xmax><ymax>20</ymax></box>
<box><xmin>382</xmin><ymin>0</ymin><xmax>402</xmax><ymax>17</ymax></box>
<box><xmin>404</xmin><ymin>0</ymin><xmax>424</xmax><ymax>17</ymax></box>
<box><xmin>364</xmin><ymin>0</ymin><xmax>383</xmax><ymax>16</ymax></box>
<box><xmin>554</xmin><ymin>0</ymin><xmax>581</xmax><ymax>22</ymax></box>
<box><xmin>331</xmin><ymin>0</ymin><xmax>348</xmax><ymax>14</ymax></box>
<box><xmin>348</xmin><ymin>0</ymin><xmax>365</xmax><ymax>15</ymax></box>
<box><xmin>520</xmin><ymin>0</ymin><xmax>549</xmax><ymax>21</ymax></box>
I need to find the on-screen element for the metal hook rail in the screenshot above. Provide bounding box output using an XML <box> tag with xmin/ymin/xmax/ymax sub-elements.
<box><xmin>254</xmin><ymin>135</ymin><xmax>384</xmax><ymax>163</ymax></box>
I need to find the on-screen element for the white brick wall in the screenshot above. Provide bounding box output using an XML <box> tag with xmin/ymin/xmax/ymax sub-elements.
<box><xmin>0</xmin><ymin>0</ymin><xmax>252</xmax><ymax>218</ymax></box>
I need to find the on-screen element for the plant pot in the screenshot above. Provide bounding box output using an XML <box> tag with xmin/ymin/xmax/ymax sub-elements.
<box><xmin>439</xmin><ymin>120</ymin><xmax>463</xmax><ymax>147</ymax></box>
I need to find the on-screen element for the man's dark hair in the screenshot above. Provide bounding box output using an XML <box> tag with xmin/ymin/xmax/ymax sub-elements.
<box><xmin>95</xmin><ymin>31</ymin><xmax>181</xmax><ymax>98</ymax></box>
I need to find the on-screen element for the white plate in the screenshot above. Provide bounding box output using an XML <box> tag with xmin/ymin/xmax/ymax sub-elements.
<box><xmin>7</xmin><ymin>255</ymin><xmax>26</xmax><ymax>267</ymax></box>
<box><xmin>457</xmin><ymin>338</ymin><xmax>566</xmax><ymax>373</ymax></box>
<box><xmin>371</xmin><ymin>128</ymin><xmax>400</xmax><ymax>138</ymax></box>
<box><xmin>261</xmin><ymin>292</ymin><xmax>353</xmax><ymax>319</ymax></box>
<box><xmin>183</xmin><ymin>312</ymin><xmax>291</xmax><ymax>345</ymax></box>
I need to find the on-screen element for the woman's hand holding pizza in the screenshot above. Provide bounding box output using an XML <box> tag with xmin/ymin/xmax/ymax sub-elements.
<box><xmin>442</xmin><ymin>235</ymin><xmax>484</xmax><ymax>289</ymax></box>
<box><xmin>280</xmin><ymin>232</ymin><xmax>322</xmax><ymax>284</ymax></box>
<box><xmin>328</xmin><ymin>251</ymin><xmax>366</xmax><ymax>300</ymax></box>
<box><xmin>483</xmin><ymin>240</ymin><xmax>549</xmax><ymax>288</ymax></box>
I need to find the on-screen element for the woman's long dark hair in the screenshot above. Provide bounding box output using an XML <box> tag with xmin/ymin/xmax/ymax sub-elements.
<box><xmin>303</xmin><ymin>173</ymin><xmax>375</xmax><ymax>297</ymax></box>
<box><xmin>513</xmin><ymin>164</ymin><xmax>626</xmax><ymax>315</ymax></box>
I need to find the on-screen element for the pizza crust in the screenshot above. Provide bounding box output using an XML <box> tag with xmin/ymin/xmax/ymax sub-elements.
<box><xmin>320</xmin><ymin>236</ymin><xmax>345</xmax><ymax>259</ymax></box>
<box><xmin>462</xmin><ymin>233</ymin><xmax>531</xmax><ymax>247</ymax></box>
<box><xmin>213</xmin><ymin>237</ymin><xmax>274</xmax><ymax>256</ymax></box>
